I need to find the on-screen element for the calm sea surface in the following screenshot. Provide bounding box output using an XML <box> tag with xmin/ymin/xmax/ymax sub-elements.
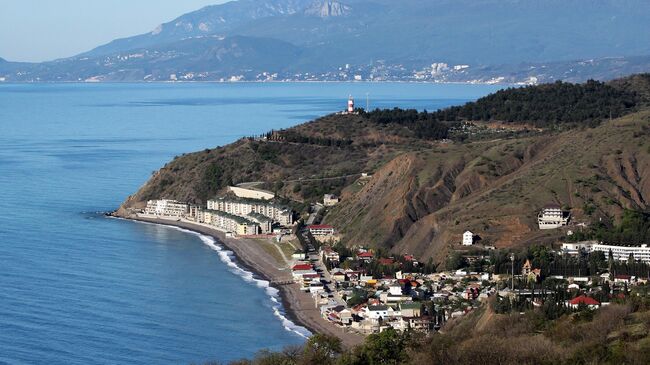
<box><xmin>0</xmin><ymin>82</ymin><xmax>503</xmax><ymax>364</ymax></box>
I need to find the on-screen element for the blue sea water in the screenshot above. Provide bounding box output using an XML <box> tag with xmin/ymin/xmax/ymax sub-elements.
<box><xmin>0</xmin><ymin>82</ymin><xmax>503</xmax><ymax>364</ymax></box>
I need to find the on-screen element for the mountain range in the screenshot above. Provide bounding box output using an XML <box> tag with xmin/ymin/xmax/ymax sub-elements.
<box><xmin>1</xmin><ymin>0</ymin><xmax>650</xmax><ymax>83</ymax></box>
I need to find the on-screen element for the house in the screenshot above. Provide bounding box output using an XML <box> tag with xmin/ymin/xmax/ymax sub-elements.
<box><xmin>399</xmin><ymin>302</ymin><xmax>422</xmax><ymax>317</ymax></box>
<box><xmin>292</xmin><ymin>250</ymin><xmax>307</xmax><ymax>260</ymax></box>
<box><xmin>323</xmin><ymin>194</ymin><xmax>340</xmax><ymax>207</ymax></box>
<box><xmin>331</xmin><ymin>268</ymin><xmax>346</xmax><ymax>282</ymax></box>
<box><xmin>522</xmin><ymin>259</ymin><xmax>534</xmax><ymax>276</ymax></box>
<box><xmin>364</xmin><ymin>305</ymin><xmax>399</xmax><ymax>322</ymax></box>
<box><xmin>309</xmin><ymin>281</ymin><xmax>325</xmax><ymax>294</ymax></box>
<box><xmin>321</xmin><ymin>246</ymin><xmax>340</xmax><ymax>263</ymax></box>
<box><xmin>308</xmin><ymin>224</ymin><xmax>335</xmax><ymax>236</ymax></box>
<box><xmin>568</xmin><ymin>295</ymin><xmax>600</xmax><ymax>309</ymax></box>
<box><xmin>327</xmin><ymin>305</ymin><xmax>352</xmax><ymax>326</ymax></box>
<box><xmin>378</xmin><ymin>258</ymin><xmax>395</xmax><ymax>266</ymax></box>
<box><xmin>462</xmin><ymin>231</ymin><xmax>474</xmax><ymax>246</ymax></box>
<box><xmin>357</xmin><ymin>251</ymin><xmax>374</xmax><ymax>262</ymax></box>
<box><xmin>538</xmin><ymin>203</ymin><xmax>569</xmax><ymax>229</ymax></box>
<box><xmin>614</xmin><ymin>275</ymin><xmax>632</xmax><ymax>284</ymax></box>
<box><xmin>401</xmin><ymin>316</ymin><xmax>436</xmax><ymax>333</ymax></box>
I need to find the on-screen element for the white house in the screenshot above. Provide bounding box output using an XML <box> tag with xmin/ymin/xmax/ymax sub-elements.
<box><xmin>323</xmin><ymin>194</ymin><xmax>340</xmax><ymax>207</ymax></box>
<box><xmin>462</xmin><ymin>231</ymin><xmax>474</xmax><ymax>246</ymax></box>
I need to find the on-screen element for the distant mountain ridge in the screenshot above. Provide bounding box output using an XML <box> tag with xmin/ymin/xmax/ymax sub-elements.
<box><xmin>1</xmin><ymin>0</ymin><xmax>650</xmax><ymax>83</ymax></box>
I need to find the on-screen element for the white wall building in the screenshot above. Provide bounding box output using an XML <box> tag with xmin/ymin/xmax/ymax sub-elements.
<box><xmin>144</xmin><ymin>200</ymin><xmax>188</xmax><ymax>217</ymax></box>
<box><xmin>562</xmin><ymin>241</ymin><xmax>650</xmax><ymax>263</ymax></box>
<box><xmin>308</xmin><ymin>225</ymin><xmax>335</xmax><ymax>236</ymax></box>
<box><xmin>323</xmin><ymin>194</ymin><xmax>340</xmax><ymax>207</ymax></box>
<box><xmin>538</xmin><ymin>204</ymin><xmax>569</xmax><ymax>229</ymax></box>
<box><xmin>462</xmin><ymin>231</ymin><xmax>474</xmax><ymax>246</ymax></box>
<box><xmin>207</xmin><ymin>196</ymin><xmax>293</xmax><ymax>226</ymax></box>
<box><xmin>228</xmin><ymin>186</ymin><xmax>275</xmax><ymax>200</ymax></box>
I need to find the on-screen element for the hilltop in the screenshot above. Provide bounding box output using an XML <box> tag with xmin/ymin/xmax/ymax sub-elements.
<box><xmin>119</xmin><ymin>74</ymin><xmax>650</xmax><ymax>262</ymax></box>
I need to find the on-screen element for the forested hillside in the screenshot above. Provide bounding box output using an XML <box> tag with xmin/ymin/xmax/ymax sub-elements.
<box><xmin>429</xmin><ymin>79</ymin><xmax>642</xmax><ymax>127</ymax></box>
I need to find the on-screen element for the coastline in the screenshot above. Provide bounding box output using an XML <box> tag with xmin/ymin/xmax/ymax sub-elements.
<box><xmin>110</xmin><ymin>213</ymin><xmax>365</xmax><ymax>348</ymax></box>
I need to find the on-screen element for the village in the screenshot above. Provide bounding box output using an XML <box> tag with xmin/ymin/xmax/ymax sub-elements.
<box><xmin>137</xmin><ymin>181</ymin><xmax>650</xmax><ymax>337</ymax></box>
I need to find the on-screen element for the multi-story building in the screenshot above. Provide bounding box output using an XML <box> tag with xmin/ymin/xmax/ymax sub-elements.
<box><xmin>462</xmin><ymin>231</ymin><xmax>474</xmax><ymax>246</ymax></box>
<box><xmin>207</xmin><ymin>196</ymin><xmax>293</xmax><ymax>226</ymax></box>
<box><xmin>144</xmin><ymin>199</ymin><xmax>189</xmax><ymax>217</ymax></box>
<box><xmin>202</xmin><ymin>209</ymin><xmax>260</xmax><ymax>236</ymax></box>
<box><xmin>246</xmin><ymin>212</ymin><xmax>272</xmax><ymax>234</ymax></box>
<box><xmin>562</xmin><ymin>241</ymin><xmax>650</xmax><ymax>263</ymax></box>
<box><xmin>308</xmin><ymin>224</ymin><xmax>335</xmax><ymax>236</ymax></box>
<box><xmin>538</xmin><ymin>203</ymin><xmax>569</xmax><ymax>229</ymax></box>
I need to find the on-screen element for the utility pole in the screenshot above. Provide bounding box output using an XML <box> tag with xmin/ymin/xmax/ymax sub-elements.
<box><xmin>510</xmin><ymin>253</ymin><xmax>515</xmax><ymax>291</ymax></box>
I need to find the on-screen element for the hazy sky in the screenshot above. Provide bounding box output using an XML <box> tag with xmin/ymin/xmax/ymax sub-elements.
<box><xmin>0</xmin><ymin>0</ymin><xmax>230</xmax><ymax>62</ymax></box>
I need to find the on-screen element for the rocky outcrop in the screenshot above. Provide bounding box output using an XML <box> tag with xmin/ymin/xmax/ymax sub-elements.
<box><xmin>305</xmin><ymin>1</ymin><xmax>351</xmax><ymax>17</ymax></box>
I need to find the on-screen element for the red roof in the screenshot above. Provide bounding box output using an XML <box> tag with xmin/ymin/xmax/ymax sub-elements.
<box><xmin>569</xmin><ymin>295</ymin><xmax>600</xmax><ymax>306</ymax></box>
<box><xmin>292</xmin><ymin>264</ymin><xmax>313</xmax><ymax>271</ymax></box>
<box><xmin>309</xmin><ymin>225</ymin><xmax>334</xmax><ymax>230</ymax></box>
<box><xmin>357</xmin><ymin>252</ymin><xmax>374</xmax><ymax>258</ymax></box>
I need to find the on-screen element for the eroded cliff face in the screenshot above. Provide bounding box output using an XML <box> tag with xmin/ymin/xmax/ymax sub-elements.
<box><xmin>327</xmin><ymin>111</ymin><xmax>650</xmax><ymax>262</ymax></box>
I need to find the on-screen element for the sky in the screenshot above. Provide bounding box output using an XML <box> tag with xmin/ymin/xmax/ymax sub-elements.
<box><xmin>0</xmin><ymin>0</ymin><xmax>230</xmax><ymax>62</ymax></box>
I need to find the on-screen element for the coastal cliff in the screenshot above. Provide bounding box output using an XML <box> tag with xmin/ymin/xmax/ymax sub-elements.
<box><xmin>119</xmin><ymin>74</ymin><xmax>650</xmax><ymax>263</ymax></box>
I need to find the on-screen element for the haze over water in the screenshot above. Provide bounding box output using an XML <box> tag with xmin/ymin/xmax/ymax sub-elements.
<box><xmin>0</xmin><ymin>82</ymin><xmax>502</xmax><ymax>364</ymax></box>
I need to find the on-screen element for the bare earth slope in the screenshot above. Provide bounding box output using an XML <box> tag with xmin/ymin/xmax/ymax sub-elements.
<box><xmin>119</xmin><ymin>75</ymin><xmax>650</xmax><ymax>263</ymax></box>
<box><xmin>327</xmin><ymin>111</ymin><xmax>650</xmax><ymax>262</ymax></box>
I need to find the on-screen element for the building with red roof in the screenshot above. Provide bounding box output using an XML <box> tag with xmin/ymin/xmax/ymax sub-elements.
<box><xmin>568</xmin><ymin>295</ymin><xmax>600</xmax><ymax>309</ymax></box>
<box><xmin>292</xmin><ymin>263</ymin><xmax>313</xmax><ymax>271</ymax></box>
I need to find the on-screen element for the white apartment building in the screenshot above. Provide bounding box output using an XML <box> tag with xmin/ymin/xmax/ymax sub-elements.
<box><xmin>144</xmin><ymin>199</ymin><xmax>189</xmax><ymax>217</ymax></box>
<box><xmin>562</xmin><ymin>241</ymin><xmax>650</xmax><ymax>263</ymax></box>
<box><xmin>538</xmin><ymin>204</ymin><xmax>569</xmax><ymax>229</ymax></box>
<box><xmin>207</xmin><ymin>196</ymin><xmax>293</xmax><ymax>226</ymax></box>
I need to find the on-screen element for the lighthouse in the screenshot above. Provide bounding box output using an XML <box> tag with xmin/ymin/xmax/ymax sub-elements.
<box><xmin>347</xmin><ymin>95</ymin><xmax>355</xmax><ymax>113</ymax></box>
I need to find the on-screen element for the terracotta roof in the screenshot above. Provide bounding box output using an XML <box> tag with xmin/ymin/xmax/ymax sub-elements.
<box><xmin>357</xmin><ymin>252</ymin><xmax>373</xmax><ymax>258</ymax></box>
<box><xmin>308</xmin><ymin>224</ymin><xmax>334</xmax><ymax>230</ymax></box>
<box><xmin>292</xmin><ymin>264</ymin><xmax>312</xmax><ymax>271</ymax></box>
<box><xmin>569</xmin><ymin>295</ymin><xmax>600</xmax><ymax>306</ymax></box>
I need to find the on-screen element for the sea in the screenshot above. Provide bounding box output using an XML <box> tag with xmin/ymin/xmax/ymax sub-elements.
<box><xmin>0</xmin><ymin>82</ymin><xmax>503</xmax><ymax>364</ymax></box>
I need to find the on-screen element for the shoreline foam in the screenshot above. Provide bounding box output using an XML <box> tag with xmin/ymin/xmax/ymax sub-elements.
<box><xmin>108</xmin><ymin>215</ymin><xmax>312</xmax><ymax>339</ymax></box>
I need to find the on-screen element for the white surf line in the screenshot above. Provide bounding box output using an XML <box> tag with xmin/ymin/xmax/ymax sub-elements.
<box><xmin>109</xmin><ymin>216</ymin><xmax>312</xmax><ymax>339</ymax></box>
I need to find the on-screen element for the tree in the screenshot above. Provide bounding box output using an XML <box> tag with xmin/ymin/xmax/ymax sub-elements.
<box><xmin>342</xmin><ymin>328</ymin><xmax>409</xmax><ymax>365</ymax></box>
<box><xmin>301</xmin><ymin>334</ymin><xmax>342</xmax><ymax>365</ymax></box>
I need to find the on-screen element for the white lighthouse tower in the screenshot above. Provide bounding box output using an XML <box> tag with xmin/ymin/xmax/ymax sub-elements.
<box><xmin>347</xmin><ymin>95</ymin><xmax>355</xmax><ymax>113</ymax></box>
